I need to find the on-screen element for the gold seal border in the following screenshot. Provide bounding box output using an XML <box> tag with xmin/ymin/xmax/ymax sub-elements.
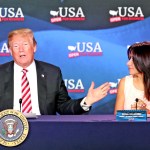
<box><xmin>0</xmin><ymin>109</ymin><xmax>29</xmax><ymax>147</ymax></box>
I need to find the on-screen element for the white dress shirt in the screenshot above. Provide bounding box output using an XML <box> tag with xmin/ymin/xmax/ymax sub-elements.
<box><xmin>13</xmin><ymin>61</ymin><xmax>41</xmax><ymax>115</ymax></box>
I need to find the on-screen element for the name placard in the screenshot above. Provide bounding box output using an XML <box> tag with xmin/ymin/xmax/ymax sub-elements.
<box><xmin>116</xmin><ymin>110</ymin><xmax>147</xmax><ymax>121</ymax></box>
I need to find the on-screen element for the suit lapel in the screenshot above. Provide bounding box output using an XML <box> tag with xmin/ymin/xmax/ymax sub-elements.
<box><xmin>4</xmin><ymin>61</ymin><xmax>14</xmax><ymax>109</ymax></box>
<box><xmin>35</xmin><ymin>60</ymin><xmax>47</xmax><ymax>115</ymax></box>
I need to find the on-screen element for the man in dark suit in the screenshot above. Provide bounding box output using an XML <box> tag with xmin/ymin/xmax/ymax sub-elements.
<box><xmin>0</xmin><ymin>28</ymin><xmax>110</xmax><ymax>115</ymax></box>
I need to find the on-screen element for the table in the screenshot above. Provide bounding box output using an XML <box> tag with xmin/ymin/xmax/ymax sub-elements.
<box><xmin>1</xmin><ymin>115</ymin><xmax>150</xmax><ymax>150</ymax></box>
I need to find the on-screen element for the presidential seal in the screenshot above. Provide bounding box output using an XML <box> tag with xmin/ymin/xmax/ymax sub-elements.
<box><xmin>0</xmin><ymin>109</ymin><xmax>29</xmax><ymax>147</ymax></box>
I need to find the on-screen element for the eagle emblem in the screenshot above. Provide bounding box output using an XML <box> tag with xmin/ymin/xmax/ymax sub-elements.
<box><xmin>2</xmin><ymin>119</ymin><xmax>19</xmax><ymax>138</ymax></box>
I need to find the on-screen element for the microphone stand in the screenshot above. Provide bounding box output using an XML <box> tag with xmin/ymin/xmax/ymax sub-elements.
<box><xmin>19</xmin><ymin>98</ymin><xmax>22</xmax><ymax>112</ymax></box>
<box><xmin>135</xmin><ymin>98</ymin><xmax>139</xmax><ymax>110</ymax></box>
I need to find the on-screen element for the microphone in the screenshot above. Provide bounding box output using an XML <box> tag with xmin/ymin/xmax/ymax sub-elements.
<box><xmin>135</xmin><ymin>98</ymin><xmax>139</xmax><ymax>110</ymax></box>
<box><xmin>18</xmin><ymin>98</ymin><xmax>37</xmax><ymax>119</ymax></box>
<box><xmin>19</xmin><ymin>98</ymin><xmax>22</xmax><ymax>112</ymax></box>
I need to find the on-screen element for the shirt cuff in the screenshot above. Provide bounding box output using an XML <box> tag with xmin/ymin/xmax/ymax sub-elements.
<box><xmin>80</xmin><ymin>97</ymin><xmax>91</xmax><ymax>111</ymax></box>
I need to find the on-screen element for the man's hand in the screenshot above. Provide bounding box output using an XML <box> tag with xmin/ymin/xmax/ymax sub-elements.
<box><xmin>85</xmin><ymin>82</ymin><xmax>110</xmax><ymax>106</ymax></box>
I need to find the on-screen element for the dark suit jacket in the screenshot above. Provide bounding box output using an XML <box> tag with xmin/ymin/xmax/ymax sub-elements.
<box><xmin>0</xmin><ymin>60</ymin><xmax>86</xmax><ymax>115</ymax></box>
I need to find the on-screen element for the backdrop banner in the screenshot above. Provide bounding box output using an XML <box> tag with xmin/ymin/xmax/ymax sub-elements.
<box><xmin>0</xmin><ymin>0</ymin><xmax>150</xmax><ymax>114</ymax></box>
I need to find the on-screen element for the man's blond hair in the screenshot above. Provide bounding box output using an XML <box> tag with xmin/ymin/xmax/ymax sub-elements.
<box><xmin>8</xmin><ymin>28</ymin><xmax>37</xmax><ymax>48</ymax></box>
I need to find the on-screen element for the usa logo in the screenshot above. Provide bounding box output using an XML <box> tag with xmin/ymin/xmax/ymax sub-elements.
<box><xmin>0</xmin><ymin>109</ymin><xmax>29</xmax><ymax>147</ymax></box>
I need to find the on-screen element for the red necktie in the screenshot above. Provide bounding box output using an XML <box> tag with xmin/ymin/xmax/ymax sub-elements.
<box><xmin>21</xmin><ymin>69</ymin><xmax>32</xmax><ymax>113</ymax></box>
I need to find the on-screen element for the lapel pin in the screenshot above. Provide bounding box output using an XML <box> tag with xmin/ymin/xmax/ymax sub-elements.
<box><xmin>41</xmin><ymin>74</ymin><xmax>44</xmax><ymax>78</ymax></box>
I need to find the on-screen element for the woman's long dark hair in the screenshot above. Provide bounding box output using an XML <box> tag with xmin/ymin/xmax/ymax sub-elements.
<box><xmin>127</xmin><ymin>41</ymin><xmax>150</xmax><ymax>101</ymax></box>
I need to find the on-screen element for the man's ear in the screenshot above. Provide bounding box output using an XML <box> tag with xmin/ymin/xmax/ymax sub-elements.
<box><xmin>34</xmin><ymin>45</ymin><xmax>37</xmax><ymax>53</ymax></box>
<box><xmin>9</xmin><ymin>49</ymin><xmax>12</xmax><ymax>55</ymax></box>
